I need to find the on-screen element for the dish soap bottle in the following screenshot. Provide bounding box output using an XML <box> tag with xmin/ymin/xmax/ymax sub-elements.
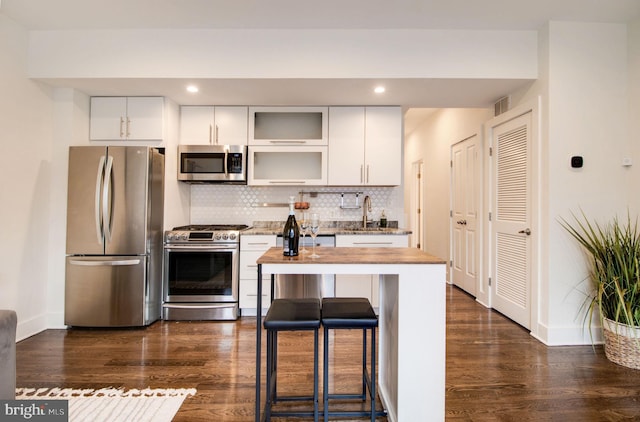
<box><xmin>380</xmin><ymin>210</ymin><xmax>388</xmax><ymax>228</ymax></box>
<box><xmin>283</xmin><ymin>196</ymin><xmax>300</xmax><ymax>256</ymax></box>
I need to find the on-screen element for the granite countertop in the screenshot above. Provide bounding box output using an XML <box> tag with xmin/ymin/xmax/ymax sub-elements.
<box><xmin>243</xmin><ymin>221</ymin><xmax>411</xmax><ymax>236</ymax></box>
<box><xmin>257</xmin><ymin>246</ymin><xmax>443</xmax><ymax>265</ymax></box>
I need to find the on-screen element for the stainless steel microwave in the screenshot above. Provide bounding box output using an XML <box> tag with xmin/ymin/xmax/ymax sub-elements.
<box><xmin>178</xmin><ymin>145</ymin><xmax>247</xmax><ymax>183</ymax></box>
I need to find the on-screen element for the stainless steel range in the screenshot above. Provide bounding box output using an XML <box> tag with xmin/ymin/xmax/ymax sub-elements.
<box><xmin>163</xmin><ymin>224</ymin><xmax>249</xmax><ymax>321</ymax></box>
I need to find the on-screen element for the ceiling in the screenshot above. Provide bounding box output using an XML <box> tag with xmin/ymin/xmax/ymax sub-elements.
<box><xmin>3</xmin><ymin>0</ymin><xmax>640</xmax><ymax>125</ymax></box>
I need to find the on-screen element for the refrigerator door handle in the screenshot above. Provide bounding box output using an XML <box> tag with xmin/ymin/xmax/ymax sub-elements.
<box><xmin>94</xmin><ymin>155</ymin><xmax>106</xmax><ymax>245</ymax></box>
<box><xmin>102</xmin><ymin>155</ymin><xmax>114</xmax><ymax>243</ymax></box>
<box><xmin>68</xmin><ymin>259</ymin><xmax>141</xmax><ymax>266</ymax></box>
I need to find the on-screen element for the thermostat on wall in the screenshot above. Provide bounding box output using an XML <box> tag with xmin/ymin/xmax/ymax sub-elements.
<box><xmin>570</xmin><ymin>155</ymin><xmax>583</xmax><ymax>168</ymax></box>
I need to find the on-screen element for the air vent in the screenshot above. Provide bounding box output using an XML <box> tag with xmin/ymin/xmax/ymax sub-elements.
<box><xmin>494</xmin><ymin>96</ymin><xmax>511</xmax><ymax>116</ymax></box>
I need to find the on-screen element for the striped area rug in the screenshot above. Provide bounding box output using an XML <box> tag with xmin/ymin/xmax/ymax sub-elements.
<box><xmin>15</xmin><ymin>387</ymin><xmax>197</xmax><ymax>422</ymax></box>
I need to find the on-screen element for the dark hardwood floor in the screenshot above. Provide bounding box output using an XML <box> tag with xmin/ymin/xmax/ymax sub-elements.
<box><xmin>16</xmin><ymin>286</ymin><xmax>640</xmax><ymax>421</ymax></box>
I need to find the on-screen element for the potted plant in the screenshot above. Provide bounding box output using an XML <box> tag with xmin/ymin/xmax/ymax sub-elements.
<box><xmin>560</xmin><ymin>211</ymin><xmax>640</xmax><ymax>369</ymax></box>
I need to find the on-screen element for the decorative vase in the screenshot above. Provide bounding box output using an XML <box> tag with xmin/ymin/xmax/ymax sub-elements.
<box><xmin>602</xmin><ymin>318</ymin><xmax>640</xmax><ymax>370</ymax></box>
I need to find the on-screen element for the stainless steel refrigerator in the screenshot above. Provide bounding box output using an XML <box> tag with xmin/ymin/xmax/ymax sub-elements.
<box><xmin>65</xmin><ymin>146</ymin><xmax>164</xmax><ymax>327</ymax></box>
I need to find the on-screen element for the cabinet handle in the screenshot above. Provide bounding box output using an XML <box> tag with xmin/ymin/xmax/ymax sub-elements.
<box><xmin>366</xmin><ymin>165</ymin><xmax>370</xmax><ymax>184</ymax></box>
<box><xmin>120</xmin><ymin>117</ymin><xmax>125</xmax><ymax>138</ymax></box>
<box><xmin>246</xmin><ymin>294</ymin><xmax>268</xmax><ymax>297</ymax></box>
<box><xmin>215</xmin><ymin>125</ymin><xmax>219</xmax><ymax>145</ymax></box>
<box><xmin>209</xmin><ymin>124</ymin><xmax>213</xmax><ymax>145</ymax></box>
<box><xmin>247</xmin><ymin>242</ymin><xmax>270</xmax><ymax>246</ymax></box>
<box><xmin>126</xmin><ymin>118</ymin><xmax>131</xmax><ymax>138</ymax></box>
<box><xmin>268</xmin><ymin>140</ymin><xmax>307</xmax><ymax>144</ymax></box>
<box><xmin>360</xmin><ymin>165</ymin><xmax>364</xmax><ymax>184</ymax></box>
<box><xmin>269</xmin><ymin>181</ymin><xmax>306</xmax><ymax>184</ymax></box>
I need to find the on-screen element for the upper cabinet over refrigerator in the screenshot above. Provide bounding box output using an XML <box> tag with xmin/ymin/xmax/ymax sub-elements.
<box><xmin>89</xmin><ymin>97</ymin><xmax>164</xmax><ymax>141</ymax></box>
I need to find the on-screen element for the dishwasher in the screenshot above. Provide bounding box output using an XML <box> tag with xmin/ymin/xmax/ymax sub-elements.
<box><xmin>275</xmin><ymin>234</ymin><xmax>335</xmax><ymax>299</ymax></box>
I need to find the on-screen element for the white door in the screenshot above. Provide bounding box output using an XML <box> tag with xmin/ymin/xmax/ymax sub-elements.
<box><xmin>490</xmin><ymin>112</ymin><xmax>532</xmax><ymax>329</ymax></box>
<box><xmin>365</xmin><ymin>107</ymin><xmax>402</xmax><ymax>186</ymax></box>
<box><xmin>451</xmin><ymin>135</ymin><xmax>480</xmax><ymax>296</ymax></box>
<box><xmin>180</xmin><ymin>106</ymin><xmax>215</xmax><ymax>144</ymax></box>
<box><xmin>90</xmin><ymin>97</ymin><xmax>127</xmax><ymax>141</ymax></box>
<box><xmin>126</xmin><ymin>97</ymin><xmax>164</xmax><ymax>141</ymax></box>
<box><xmin>328</xmin><ymin>107</ymin><xmax>365</xmax><ymax>185</ymax></box>
<box><xmin>214</xmin><ymin>106</ymin><xmax>249</xmax><ymax>145</ymax></box>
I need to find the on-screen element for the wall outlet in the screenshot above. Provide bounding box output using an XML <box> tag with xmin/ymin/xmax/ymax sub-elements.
<box><xmin>622</xmin><ymin>157</ymin><xmax>633</xmax><ymax>167</ymax></box>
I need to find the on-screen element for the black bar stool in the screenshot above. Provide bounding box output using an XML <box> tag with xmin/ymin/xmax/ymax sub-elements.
<box><xmin>321</xmin><ymin>297</ymin><xmax>380</xmax><ymax>422</ymax></box>
<box><xmin>263</xmin><ymin>298</ymin><xmax>321</xmax><ymax>421</ymax></box>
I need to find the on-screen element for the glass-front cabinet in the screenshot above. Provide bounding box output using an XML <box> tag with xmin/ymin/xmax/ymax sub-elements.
<box><xmin>248</xmin><ymin>145</ymin><xmax>328</xmax><ymax>185</ymax></box>
<box><xmin>249</xmin><ymin>106</ymin><xmax>328</xmax><ymax>146</ymax></box>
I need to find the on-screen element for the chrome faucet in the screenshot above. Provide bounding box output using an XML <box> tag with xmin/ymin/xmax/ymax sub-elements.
<box><xmin>363</xmin><ymin>195</ymin><xmax>372</xmax><ymax>228</ymax></box>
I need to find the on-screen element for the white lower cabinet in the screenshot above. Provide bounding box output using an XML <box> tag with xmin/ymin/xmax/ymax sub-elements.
<box><xmin>239</xmin><ymin>235</ymin><xmax>277</xmax><ymax>315</ymax></box>
<box><xmin>335</xmin><ymin>235</ymin><xmax>408</xmax><ymax>307</ymax></box>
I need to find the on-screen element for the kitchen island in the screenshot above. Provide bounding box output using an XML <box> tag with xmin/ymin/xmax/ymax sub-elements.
<box><xmin>255</xmin><ymin>247</ymin><xmax>446</xmax><ymax>422</ymax></box>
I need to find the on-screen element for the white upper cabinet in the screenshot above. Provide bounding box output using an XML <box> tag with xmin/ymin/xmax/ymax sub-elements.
<box><xmin>328</xmin><ymin>107</ymin><xmax>365</xmax><ymax>185</ymax></box>
<box><xmin>180</xmin><ymin>106</ymin><xmax>248</xmax><ymax>145</ymax></box>
<box><xmin>248</xmin><ymin>145</ymin><xmax>328</xmax><ymax>186</ymax></box>
<box><xmin>90</xmin><ymin>97</ymin><xmax>164</xmax><ymax>141</ymax></box>
<box><xmin>328</xmin><ymin>106</ymin><xmax>402</xmax><ymax>186</ymax></box>
<box><xmin>249</xmin><ymin>107</ymin><xmax>328</xmax><ymax>145</ymax></box>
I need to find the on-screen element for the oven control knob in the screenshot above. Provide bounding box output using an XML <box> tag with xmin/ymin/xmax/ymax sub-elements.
<box><xmin>229</xmin><ymin>233</ymin><xmax>237</xmax><ymax>240</ymax></box>
<box><xmin>181</xmin><ymin>233</ymin><xmax>188</xmax><ymax>240</ymax></box>
<box><xmin>215</xmin><ymin>233</ymin><xmax>221</xmax><ymax>240</ymax></box>
<box><xmin>222</xmin><ymin>233</ymin><xmax>229</xmax><ymax>240</ymax></box>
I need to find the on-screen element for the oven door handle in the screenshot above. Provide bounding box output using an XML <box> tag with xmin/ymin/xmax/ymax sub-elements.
<box><xmin>163</xmin><ymin>303</ymin><xmax>236</xmax><ymax>309</ymax></box>
<box><xmin>165</xmin><ymin>244</ymin><xmax>237</xmax><ymax>251</ymax></box>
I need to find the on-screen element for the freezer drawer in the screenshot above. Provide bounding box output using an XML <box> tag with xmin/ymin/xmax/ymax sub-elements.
<box><xmin>65</xmin><ymin>256</ymin><xmax>150</xmax><ymax>327</ymax></box>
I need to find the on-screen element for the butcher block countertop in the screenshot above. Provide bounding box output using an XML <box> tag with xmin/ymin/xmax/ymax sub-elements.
<box><xmin>256</xmin><ymin>246</ymin><xmax>445</xmax><ymax>265</ymax></box>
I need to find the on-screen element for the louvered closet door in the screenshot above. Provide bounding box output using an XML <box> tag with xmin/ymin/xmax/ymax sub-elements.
<box><xmin>490</xmin><ymin>112</ymin><xmax>532</xmax><ymax>329</ymax></box>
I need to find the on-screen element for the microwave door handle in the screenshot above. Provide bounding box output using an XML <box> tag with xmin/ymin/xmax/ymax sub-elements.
<box><xmin>224</xmin><ymin>148</ymin><xmax>229</xmax><ymax>176</ymax></box>
<box><xmin>102</xmin><ymin>155</ymin><xmax>114</xmax><ymax>243</ymax></box>
<box><xmin>95</xmin><ymin>155</ymin><xmax>106</xmax><ymax>245</ymax></box>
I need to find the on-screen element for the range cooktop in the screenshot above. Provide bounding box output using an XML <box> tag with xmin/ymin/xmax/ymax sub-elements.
<box><xmin>165</xmin><ymin>224</ymin><xmax>250</xmax><ymax>244</ymax></box>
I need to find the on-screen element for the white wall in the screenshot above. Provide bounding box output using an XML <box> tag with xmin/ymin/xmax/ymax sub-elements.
<box><xmin>629</xmin><ymin>16</ymin><xmax>640</xmax><ymax>212</ymax></box>
<box><xmin>407</xmin><ymin>22</ymin><xmax>634</xmax><ymax>346</ymax></box>
<box><xmin>27</xmin><ymin>29</ymin><xmax>537</xmax><ymax>80</ymax></box>
<box><xmin>544</xmin><ymin>22</ymin><xmax>629</xmax><ymax>345</ymax></box>
<box><xmin>403</xmin><ymin>108</ymin><xmax>493</xmax><ymax>281</ymax></box>
<box><xmin>46</xmin><ymin>89</ymin><xmax>90</xmax><ymax>329</ymax></box>
<box><xmin>0</xmin><ymin>15</ymin><xmax>54</xmax><ymax>339</ymax></box>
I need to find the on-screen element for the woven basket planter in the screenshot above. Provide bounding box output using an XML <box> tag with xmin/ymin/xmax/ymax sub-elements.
<box><xmin>602</xmin><ymin>318</ymin><xmax>640</xmax><ymax>370</ymax></box>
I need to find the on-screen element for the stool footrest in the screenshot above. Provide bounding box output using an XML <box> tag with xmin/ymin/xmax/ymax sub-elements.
<box><xmin>323</xmin><ymin>410</ymin><xmax>388</xmax><ymax>418</ymax></box>
<box><xmin>327</xmin><ymin>393</ymin><xmax>366</xmax><ymax>400</ymax></box>
<box><xmin>274</xmin><ymin>395</ymin><xmax>316</xmax><ymax>402</ymax></box>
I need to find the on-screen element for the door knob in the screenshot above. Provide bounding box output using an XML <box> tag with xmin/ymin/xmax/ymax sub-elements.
<box><xmin>518</xmin><ymin>228</ymin><xmax>531</xmax><ymax>235</ymax></box>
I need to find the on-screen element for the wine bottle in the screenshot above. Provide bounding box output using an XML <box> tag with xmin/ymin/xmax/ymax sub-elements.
<box><xmin>282</xmin><ymin>196</ymin><xmax>300</xmax><ymax>256</ymax></box>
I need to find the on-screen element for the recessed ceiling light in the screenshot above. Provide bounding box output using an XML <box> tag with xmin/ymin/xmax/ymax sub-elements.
<box><xmin>374</xmin><ymin>86</ymin><xmax>386</xmax><ymax>94</ymax></box>
<box><xmin>186</xmin><ymin>85</ymin><xmax>199</xmax><ymax>93</ymax></box>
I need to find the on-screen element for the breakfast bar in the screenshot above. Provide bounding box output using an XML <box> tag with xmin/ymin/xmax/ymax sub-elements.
<box><xmin>255</xmin><ymin>247</ymin><xmax>447</xmax><ymax>422</ymax></box>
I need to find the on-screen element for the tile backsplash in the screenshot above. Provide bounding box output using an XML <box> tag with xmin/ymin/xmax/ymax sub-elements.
<box><xmin>190</xmin><ymin>185</ymin><xmax>404</xmax><ymax>226</ymax></box>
